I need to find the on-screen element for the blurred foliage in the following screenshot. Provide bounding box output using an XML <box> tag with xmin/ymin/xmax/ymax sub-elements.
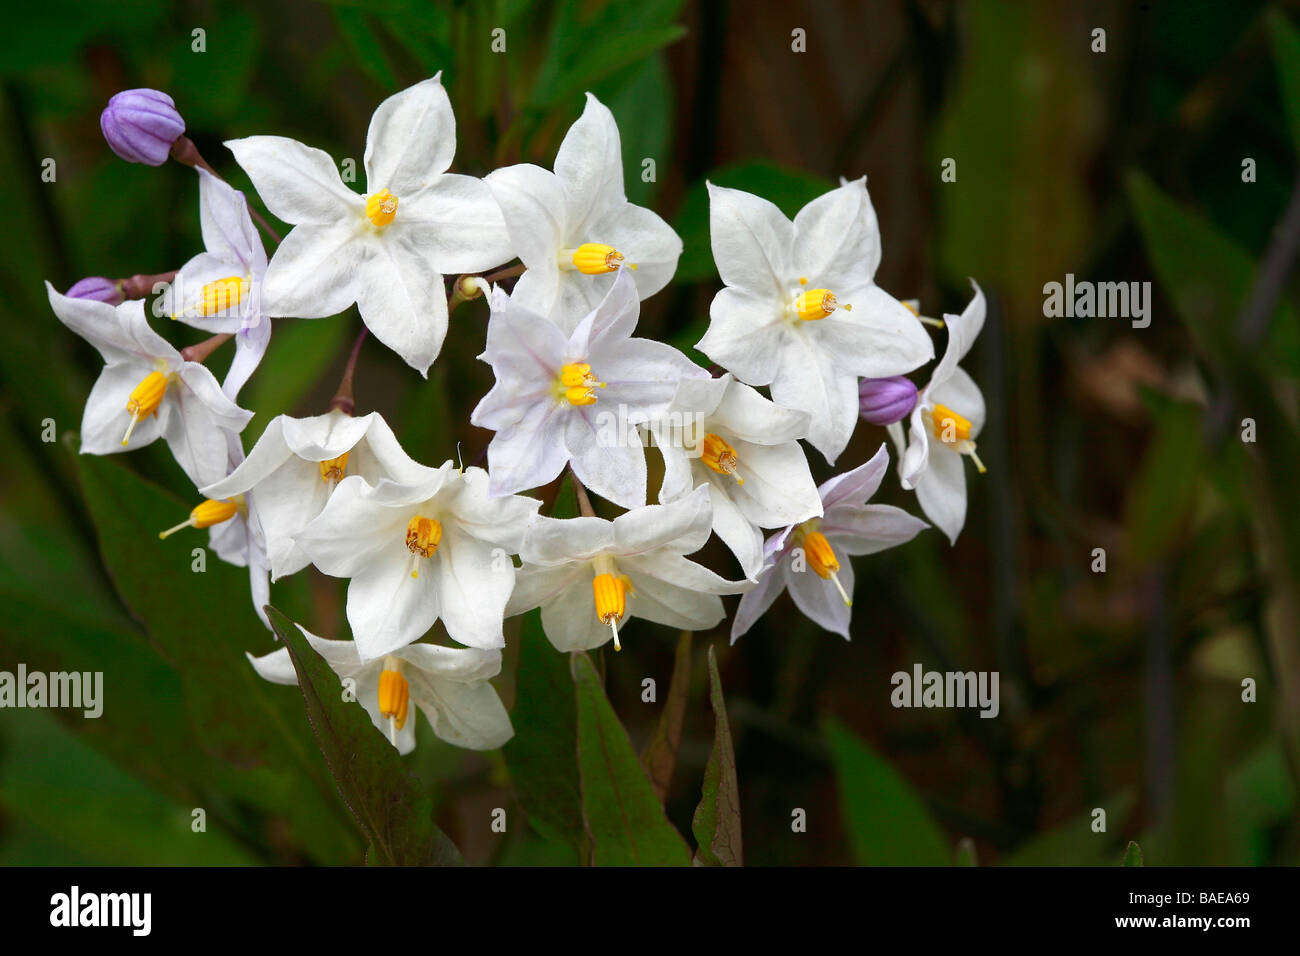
<box><xmin>3</xmin><ymin>0</ymin><xmax>1300</xmax><ymax>867</ymax></box>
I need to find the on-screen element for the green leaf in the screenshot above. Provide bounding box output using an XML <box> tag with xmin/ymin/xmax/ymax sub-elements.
<box><xmin>266</xmin><ymin>605</ymin><xmax>461</xmax><ymax>866</ymax></box>
<box><xmin>334</xmin><ymin>7</ymin><xmax>397</xmax><ymax>91</ymax></box>
<box><xmin>572</xmin><ymin>652</ymin><xmax>691</xmax><ymax>866</ymax></box>
<box><xmin>503</xmin><ymin>610</ymin><xmax>584</xmax><ymax>849</ymax></box>
<box><xmin>673</xmin><ymin>162</ymin><xmax>836</xmax><ymax>285</ymax></box>
<box><xmin>1122</xmin><ymin>840</ymin><xmax>1144</xmax><ymax>867</ymax></box>
<box><xmin>1268</xmin><ymin>10</ymin><xmax>1300</xmax><ymax>156</ymax></box>
<box><xmin>242</xmin><ymin>316</ymin><xmax>351</xmax><ymax>442</ymax></box>
<box><xmin>1125</xmin><ymin>392</ymin><xmax>1204</xmax><ymax>564</ymax></box>
<box><xmin>640</xmin><ymin>631</ymin><xmax>691</xmax><ymax>802</ymax></box>
<box><xmin>691</xmin><ymin>645</ymin><xmax>743</xmax><ymax>866</ymax></box>
<box><xmin>825</xmin><ymin>717</ymin><xmax>949</xmax><ymax>866</ymax></box>
<box><xmin>1002</xmin><ymin>790</ymin><xmax>1135</xmax><ymax>866</ymax></box>
<box><xmin>75</xmin><ymin>450</ymin><xmax>360</xmax><ymax>863</ymax></box>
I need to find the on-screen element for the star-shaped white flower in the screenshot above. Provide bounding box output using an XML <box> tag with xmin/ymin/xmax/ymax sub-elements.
<box><xmin>226</xmin><ymin>74</ymin><xmax>512</xmax><ymax>375</ymax></box>
<box><xmin>161</xmin><ymin>168</ymin><xmax>271</xmax><ymax>399</ymax></box>
<box><xmin>506</xmin><ymin>487</ymin><xmax>750</xmax><ymax>653</ymax></box>
<box><xmin>201</xmin><ymin>410</ymin><xmax>433</xmax><ymax>581</ymax></box>
<box><xmin>46</xmin><ymin>283</ymin><xmax>252</xmax><ymax>486</ymax></box>
<box><xmin>249</xmin><ymin>626</ymin><xmax>512</xmax><ymax>754</ymax></box>
<box><xmin>471</xmin><ymin>269</ymin><xmax>706</xmax><ymax>508</ymax></box>
<box><xmin>731</xmin><ymin>444</ymin><xmax>928</xmax><ymax>642</ymax></box>
<box><xmin>650</xmin><ymin>373</ymin><xmax>822</xmax><ymax>580</ymax></box>
<box><xmin>485</xmin><ymin>93</ymin><xmax>681</xmax><ymax>333</ymax></box>
<box><xmin>893</xmin><ymin>280</ymin><xmax>986</xmax><ymax>545</ymax></box>
<box><xmin>696</xmin><ymin>179</ymin><xmax>933</xmax><ymax>464</ymax></box>
<box><xmin>293</xmin><ymin>463</ymin><xmax>540</xmax><ymax>661</ymax></box>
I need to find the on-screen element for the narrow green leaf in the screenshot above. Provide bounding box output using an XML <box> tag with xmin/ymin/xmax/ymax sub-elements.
<box><xmin>1122</xmin><ymin>840</ymin><xmax>1144</xmax><ymax>867</ymax></box>
<box><xmin>825</xmin><ymin>717</ymin><xmax>949</xmax><ymax>866</ymax></box>
<box><xmin>691</xmin><ymin>645</ymin><xmax>743</xmax><ymax>866</ymax></box>
<box><xmin>1125</xmin><ymin>392</ymin><xmax>1204</xmax><ymax>563</ymax></box>
<box><xmin>503</xmin><ymin>610</ymin><xmax>584</xmax><ymax>848</ymax></box>
<box><xmin>572</xmin><ymin>652</ymin><xmax>690</xmax><ymax>866</ymax></box>
<box><xmin>1268</xmin><ymin>10</ymin><xmax>1300</xmax><ymax>156</ymax></box>
<box><xmin>641</xmin><ymin>631</ymin><xmax>692</xmax><ymax>802</ymax></box>
<box><xmin>267</xmin><ymin>605</ymin><xmax>461</xmax><ymax>867</ymax></box>
<box><xmin>333</xmin><ymin>8</ymin><xmax>397</xmax><ymax>90</ymax></box>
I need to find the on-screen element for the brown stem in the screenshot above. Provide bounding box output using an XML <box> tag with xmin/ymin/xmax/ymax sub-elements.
<box><xmin>482</xmin><ymin>262</ymin><xmax>526</xmax><ymax>284</ymax></box>
<box><xmin>329</xmin><ymin>327</ymin><xmax>368</xmax><ymax>415</ymax></box>
<box><xmin>570</xmin><ymin>466</ymin><xmax>596</xmax><ymax>517</ymax></box>
<box><xmin>170</xmin><ymin>135</ymin><xmax>283</xmax><ymax>245</ymax></box>
<box><xmin>181</xmin><ymin>332</ymin><xmax>233</xmax><ymax>364</ymax></box>
<box><xmin>119</xmin><ymin>270</ymin><xmax>178</xmax><ymax>300</ymax></box>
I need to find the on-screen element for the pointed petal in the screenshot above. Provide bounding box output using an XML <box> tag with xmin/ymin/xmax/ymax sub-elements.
<box><xmin>261</xmin><ymin>221</ymin><xmax>365</xmax><ymax>319</ymax></box>
<box><xmin>791</xmin><ymin>177</ymin><xmax>881</xmax><ymax>286</ymax></box>
<box><xmin>225</xmin><ymin>135</ymin><xmax>358</xmax><ymax>224</ymax></box>
<box><xmin>707</xmin><ymin>182</ymin><xmax>793</xmax><ymax>300</ymax></box>
<box><xmin>364</xmin><ymin>75</ymin><xmax>455</xmax><ymax>193</ymax></box>
<box><xmin>554</xmin><ymin>92</ymin><xmax>625</xmax><ymax>232</ymax></box>
<box><xmin>786</xmin><ymin>557</ymin><xmax>854</xmax><ymax>639</ymax></box>
<box><xmin>913</xmin><ymin>445</ymin><xmax>968</xmax><ymax>545</ymax></box>
<box><xmin>730</xmin><ymin>562</ymin><xmax>788</xmax><ymax>642</ymax></box>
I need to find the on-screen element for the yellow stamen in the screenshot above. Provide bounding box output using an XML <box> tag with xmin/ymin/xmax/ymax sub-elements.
<box><xmin>903</xmin><ymin>299</ymin><xmax>945</xmax><ymax>328</ymax></box>
<box><xmin>199</xmin><ymin>276</ymin><xmax>249</xmax><ymax>316</ymax></box>
<box><xmin>570</xmin><ymin>243</ymin><xmax>637</xmax><ymax>274</ymax></box>
<box><xmin>318</xmin><ymin>452</ymin><xmax>349</xmax><ymax>484</ymax></box>
<box><xmin>802</xmin><ymin>528</ymin><xmax>852</xmax><ymax>607</ymax></box>
<box><xmin>794</xmin><ymin>288</ymin><xmax>851</xmax><ymax>321</ymax></box>
<box><xmin>699</xmin><ymin>432</ymin><xmax>744</xmax><ymax>485</ymax></box>
<box><xmin>377</xmin><ymin>663</ymin><xmax>410</xmax><ymax>743</ymax></box>
<box><xmin>558</xmin><ymin>361</ymin><xmax>606</xmax><ymax>406</ymax></box>
<box><xmin>592</xmin><ymin>568</ymin><xmax>633</xmax><ymax>652</ymax></box>
<box><xmin>122</xmin><ymin>371</ymin><xmax>167</xmax><ymax>446</ymax></box>
<box><xmin>365</xmin><ymin>189</ymin><xmax>398</xmax><ymax>227</ymax></box>
<box><xmin>930</xmin><ymin>403</ymin><xmax>973</xmax><ymax>443</ymax></box>
<box><xmin>159</xmin><ymin>498</ymin><xmax>239</xmax><ymax>539</ymax></box>
<box><xmin>404</xmin><ymin>515</ymin><xmax>443</xmax><ymax>578</ymax></box>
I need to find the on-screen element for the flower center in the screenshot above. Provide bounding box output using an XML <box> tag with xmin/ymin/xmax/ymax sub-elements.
<box><xmin>365</xmin><ymin>189</ymin><xmax>399</xmax><ymax>227</ymax></box>
<box><xmin>377</xmin><ymin>659</ymin><xmax>410</xmax><ymax>745</ymax></box>
<box><xmin>318</xmin><ymin>452</ymin><xmax>349</xmax><ymax>484</ymax></box>
<box><xmin>927</xmin><ymin>404</ymin><xmax>987</xmax><ymax>474</ymax></box>
<box><xmin>122</xmin><ymin>371</ymin><xmax>168</xmax><ymax>446</ymax></box>
<box><xmin>796</xmin><ymin>524</ymin><xmax>852</xmax><ymax>608</ymax></box>
<box><xmin>699</xmin><ymin>432</ymin><xmax>744</xmax><ymax>485</ymax></box>
<box><xmin>565</xmin><ymin>243</ymin><xmax>638</xmax><ymax>275</ymax></box>
<box><xmin>557</xmin><ymin>362</ymin><xmax>606</xmax><ymax>406</ymax></box>
<box><xmin>592</xmin><ymin>555</ymin><xmax>634</xmax><ymax>652</ymax></box>
<box><xmin>199</xmin><ymin>276</ymin><xmax>250</xmax><ymax>316</ymax></box>
<box><xmin>404</xmin><ymin>515</ymin><xmax>443</xmax><ymax>577</ymax></box>
<box><xmin>793</xmin><ymin>283</ymin><xmax>851</xmax><ymax>322</ymax></box>
<box><xmin>158</xmin><ymin>497</ymin><xmax>241</xmax><ymax>539</ymax></box>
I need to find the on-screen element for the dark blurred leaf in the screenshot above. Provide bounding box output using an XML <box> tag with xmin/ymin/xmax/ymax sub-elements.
<box><xmin>673</xmin><ymin>162</ymin><xmax>836</xmax><ymax>285</ymax></box>
<box><xmin>601</xmin><ymin>54</ymin><xmax>672</xmax><ymax>207</ymax></box>
<box><xmin>267</xmin><ymin>605</ymin><xmax>461</xmax><ymax>866</ymax></box>
<box><xmin>503</xmin><ymin>610</ymin><xmax>584</xmax><ymax>849</ymax></box>
<box><xmin>334</xmin><ymin>7</ymin><xmax>398</xmax><ymax>91</ymax></box>
<box><xmin>572</xmin><ymin>651</ymin><xmax>690</xmax><ymax>866</ymax></box>
<box><xmin>691</xmin><ymin>644</ymin><xmax>742</xmax><ymax>866</ymax></box>
<box><xmin>955</xmin><ymin>837</ymin><xmax>978</xmax><ymax>866</ymax></box>
<box><xmin>243</xmin><ymin>316</ymin><xmax>351</xmax><ymax>441</ymax></box>
<box><xmin>1003</xmin><ymin>791</ymin><xmax>1135</xmax><ymax>866</ymax></box>
<box><xmin>640</xmin><ymin>631</ymin><xmax>691</xmax><ymax>802</ymax></box>
<box><xmin>1122</xmin><ymin>840</ymin><xmax>1144</xmax><ymax>866</ymax></box>
<box><xmin>1268</xmin><ymin>10</ymin><xmax>1300</xmax><ymax>156</ymax></box>
<box><xmin>1125</xmin><ymin>391</ymin><xmax>1204</xmax><ymax>564</ymax></box>
<box><xmin>826</xmin><ymin>717</ymin><xmax>949</xmax><ymax>866</ymax></box>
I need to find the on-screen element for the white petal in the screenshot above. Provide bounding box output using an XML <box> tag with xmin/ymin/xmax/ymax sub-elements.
<box><xmin>729</xmin><ymin>438</ymin><xmax>823</xmax><ymax>528</ymax></box>
<box><xmin>786</xmin><ymin>556</ymin><xmax>855</xmax><ymax>639</ymax></box>
<box><xmin>398</xmin><ymin>174</ymin><xmax>512</xmax><ymax>273</ymax></box>
<box><xmin>730</xmin><ymin>562</ymin><xmax>788</xmax><ymax>642</ymax></box>
<box><xmin>554</xmin><ymin>93</ymin><xmax>625</xmax><ymax>232</ymax></box>
<box><xmin>261</xmin><ymin>221</ymin><xmax>366</xmax><ymax>319</ymax></box>
<box><xmin>483</xmin><ymin>400</ymin><xmax>570</xmax><ymax>499</ymax></box>
<box><xmin>622</xmin><ymin>564</ymin><xmax>726</xmax><ymax>632</ymax></box>
<box><xmin>505</xmin><ymin>563</ymin><xmax>584</xmax><ymax>616</ymax></box>
<box><xmin>566</xmin><ymin>406</ymin><xmax>648</xmax><ymax>509</ymax></box>
<box><xmin>929</xmin><ymin>366</ymin><xmax>986</xmax><ymax>434</ymax></box>
<box><xmin>823</xmin><ymin>503</ymin><xmax>929</xmax><ymax>556</ymax></box>
<box><xmin>225</xmin><ymin>135</ymin><xmax>358</xmax><ymax>225</ymax></box>
<box><xmin>768</xmin><ymin>329</ymin><xmax>860</xmax><ymax>464</ymax></box>
<box><xmin>818</xmin><ymin>442</ymin><xmax>889</xmax><ymax>511</ymax></box>
<box><xmin>222</xmin><ymin>318</ymin><xmax>271</xmax><ymax>401</ymax></box>
<box><xmin>517</xmin><ymin>515</ymin><xmax>613</xmax><ymax>566</ymax></box>
<box><xmin>707</xmin><ymin>182</ymin><xmax>793</xmax><ymax>299</ymax></box>
<box><xmin>791</xmin><ymin>177</ymin><xmax>881</xmax><ymax>287</ymax></box>
<box><xmin>612</xmin><ymin>485</ymin><xmax>713</xmax><ymax>556</ymax></box>
<box><xmin>929</xmin><ymin>279</ymin><xmax>986</xmax><ymax>388</ymax></box>
<box><xmin>197</xmin><ymin>167</ymin><xmax>265</xmax><ymax>275</ymax></box>
<box><xmin>364</xmin><ymin>75</ymin><xmax>455</xmax><ymax>194</ymax></box>
<box><xmin>432</xmin><ymin>528</ymin><xmax>512</xmax><ymax>650</ymax></box>
<box><xmin>354</xmin><ymin>233</ymin><xmax>448</xmax><ymax>375</ymax></box>
<box><xmin>80</xmin><ymin>362</ymin><xmax>163</xmax><ymax>455</ymax></box>
<box><xmin>486</xmin><ymin>163</ymin><xmax>568</xmax><ymax>270</ymax></box>
<box><xmin>900</xmin><ymin>407</ymin><xmax>930</xmax><ymax>489</ymax></box>
<box><xmin>347</xmin><ymin>545</ymin><xmax>441</xmax><ymax>661</ymax></box>
<box><xmin>706</xmin><ymin>482</ymin><xmax>766</xmax><ymax>580</ymax></box>
<box><xmin>540</xmin><ymin>577</ymin><xmax>609</xmax><ymax>651</ymax></box>
<box><xmin>808</xmin><ymin>284</ymin><xmax>933</xmax><ymax>378</ymax></box>
<box><xmin>713</xmin><ymin>377</ymin><xmax>809</xmax><ymax>445</ymax></box>
<box><xmin>591</xmin><ymin>201</ymin><xmax>682</xmax><ymax>301</ymax></box>
<box><xmin>913</xmin><ymin>445</ymin><xmax>968</xmax><ymax>545</ymax></box>
<box><xmin>447</xmin><ymin>467</ymin><xmax>541</xmax><ymax>552</ymax></box>
<box><xmin>412</xmin><ymin>678</ymin><xmax>514</xmax><ymax>750</ymax></box>
<box><xmin>293</xmin><ymin>475</ymin><xmax>409</xmax><ymax>577</ymax></box>
<box><xmin>697</xmin><ymin>286</ymin><xmax>786</xmax><ymax>386</ymax></box>
<box><xmin>597</xmin><ymin>338</ymin><xmax>704</xmax><ymax>422</ymax></box>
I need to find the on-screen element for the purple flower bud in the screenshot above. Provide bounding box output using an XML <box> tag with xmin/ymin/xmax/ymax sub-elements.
<box><xmin>67</xmin><ymin>276</ymin><xmax>124</xmax><ymax>305</ymax></box>
<box><xmin>100</xmin><ymin>89</ymin><xmax>185</xmax><ymax>166</ymax></box>
<box><xmin>859</xmin><ymin>375</ymin><xmax>917</xmax><ymax>426</ymax></box>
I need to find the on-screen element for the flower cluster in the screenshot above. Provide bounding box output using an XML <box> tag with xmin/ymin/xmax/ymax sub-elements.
<box><xmin>52</xmin><ymin>76</ymin><xmax>989</xmax><ymax>754</ymax></box>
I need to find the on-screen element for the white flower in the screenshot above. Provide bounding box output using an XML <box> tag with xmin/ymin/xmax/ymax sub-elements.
<box><xmin>471</xmin><ymin>269</ymin><xmax>706</xmax><ymax>509</ymax></box>
<box><xmin>293</xmin><ymin>464</ymin><xmax>540</xmax><ymax>661</ymax></box>
<box><xmin>45</xmin><ymin>283</ymin><xmax>252</xmax><ymax>486</ymax></box>
<box><xmin>696</xmin><ymin>179</ymin><xmax>933</xmax><ymax>464</ymax></box>
<box><xmin>159</xmin><ymin>432</ymin><xmax>272</xmax><ymax>627</ymax></box>
<box><xmin>485</xmin><ymin>93</ymin><xmax>681</xmax><ymax>333</ymax></box>
<box><xmin>650</xmin><ymin>373</ymin><xmax>822</xmax><ymax>580</ymax></box>
<box><xmin>226</xmin><ymin>75</ymin><xmax>512</xmax><ymax>375</ymax></box>
<box><xmin>161</xmin><ymin>168</ymin><xmax>271</xmax><ymax>399</ymax></box>
<box><xmin>249</xmin><ymin>626</ymin><xmax>512</xmax><ymax>754</ymax></box>
<box><xmin>731</xmin><ymin>444</ymin><xmax>928</xmax><ymax>642</ymax></box>
<box><xmin>506</xmin><ymin>487</ymin><xmax>749</xmax><ymax>653</ymax></box>
<box><xmin>200</xmin><ymin>410</ymin><xmax>432</xmax><ymax>581</ymax></box>
<box><xmin>893</xmin><ymin>280</ymin><xmax>986</xmax><ymax>545</ymax></box>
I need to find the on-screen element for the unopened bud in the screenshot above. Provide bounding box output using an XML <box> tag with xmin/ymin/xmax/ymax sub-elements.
<box><xmin>100</xmin><ymin>89</ymin><xmax>185</xmax><ymax>166</ymax></box>
<box><xmin>858</xmin><ymin>375</ymin><xmax>917</xmax><ymax>426</ymax></box>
